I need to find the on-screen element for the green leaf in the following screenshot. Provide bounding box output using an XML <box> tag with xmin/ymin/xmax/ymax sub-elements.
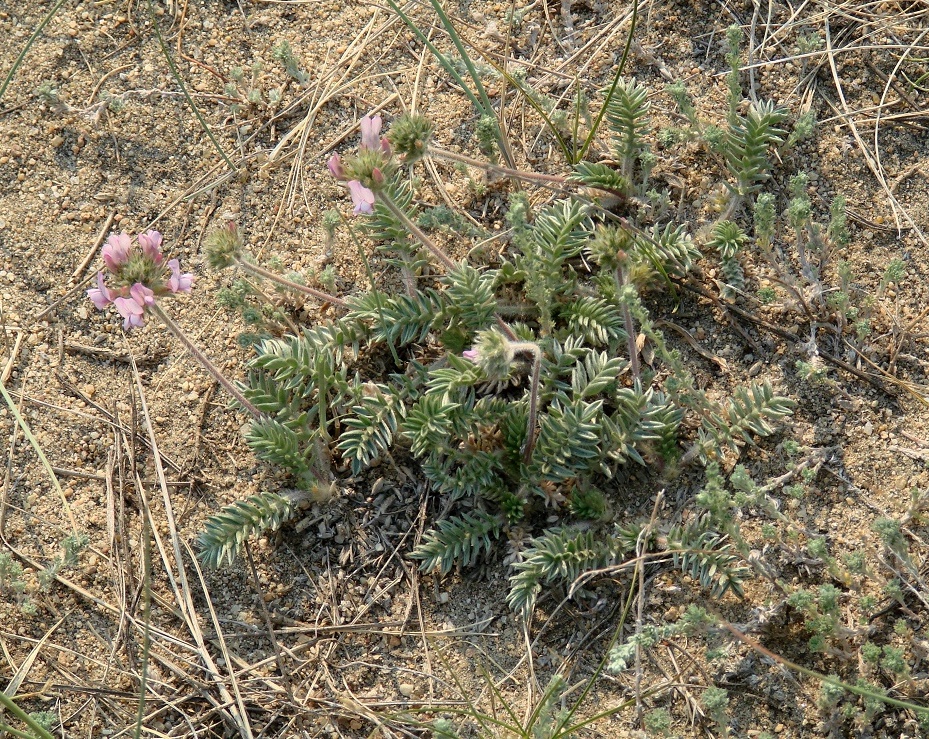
<box><xmin>336</xmin><ymin>387</ymin><xmax>401</xmax><ymax>474</ymax></box>
<box><xmin>568</xmin><ymin>161</ymin><xmax>632</xmax><ymax>198</ymax></box>
<box><xmin>198</xmin><ymin>492</ymin><xmax>297</xmax><ymax>568</ymax></box>
<box><xmin>508</xmin><ymin>527</ymin><xmax>628</xmax><ymax>619</ymax></box>
<box><xmin>412</xmin><ymin>510</ymin><xmax>504</xmax><ymax>574</ymax></box>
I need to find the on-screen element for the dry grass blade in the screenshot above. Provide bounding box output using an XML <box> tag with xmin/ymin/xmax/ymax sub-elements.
<box><xmin>70</xmin><ymin>211</ymin><xmax>116</xmax><ymax>284</ymax></box>
<box><xmin>126</xmin><ymin>346</ymin><xmax>256</xmax><ymax>738</ymax></box>
<box><xmin>820</xmin><ymin>111</ymin><xmax>923</xmax><ymax>248</ymax></box>
<box><xmin>0</xmin><ymin>375</ymin><xmax>78</xmax><ymax>534</ymax></box>
<box><xmin>182</xmin><ymin>539</ymin><xmax>259</xmax><ymax>738</ymax></box>
<box><xmin>2</xmin><ymin>613</ymin><xmax>67</xmax><ymax>703</ymax></box>
<box><xmin>0</xmin><ymin>331</ymin><xmax>23</xmax><ymax>386</ymax></box>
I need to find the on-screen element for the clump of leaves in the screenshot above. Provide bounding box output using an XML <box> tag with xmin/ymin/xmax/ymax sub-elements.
<box><xmin>197</xmin><ymin>101</ymin><xmax>796</xmax><ymax>621</ymax></box>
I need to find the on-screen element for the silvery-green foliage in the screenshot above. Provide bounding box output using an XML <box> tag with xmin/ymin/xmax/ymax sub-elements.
<box><xmin>568</xmin><ymin>161</ymin><xmax>632</xmax><ymax>198</ymax></box>
<box><xmin>199</xmin><ymin>83</ymin><xmax>801</xmax><ymax>619</ymax></box>
<box><xmin>198</xmin><ymin>491</ymin><xmax>297</xmax><ymax>568</ymax></box>
<box><xmin>604</xmin><ymin>77</ymin><xmax>651</xmax><ymax>180</ymax></box>
<box><xmin>507</xmin><ymin>527</ymin><xmax>630</xmax><ymax>619</ymax></box>
<box><xmin>708</xmin><ymin>220</ymin><xmax>748</xmax><ymax>298</ymax></box>
<box><xmin>725</xmin><ymin>100</ymin><xmax>787</xmax><ymax>196</ymax></box>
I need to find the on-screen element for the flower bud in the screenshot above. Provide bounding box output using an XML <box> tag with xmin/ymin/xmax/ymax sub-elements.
<box><xmin>471</xmin><ymin>329</ymin><xmax>515</xmax><ymax>381</ymax></box>
<box><xmin>587</xmin><ymin>225</ymin><xmax>633</xmax><ymax>271</ymax></box>
<box><xmin>387</xmin><ymin>113</ymin><xmax>434</xmax><ymax>165</ymax></box>
<box><xmin>204</xmin><ymin>222</ymin><xmax>244</xmax><ymax>270</ymax></box>
<box><xmin>327</xmin><ymin>153</ymin><xmax>346</xmax><ymax>180</ymax></box>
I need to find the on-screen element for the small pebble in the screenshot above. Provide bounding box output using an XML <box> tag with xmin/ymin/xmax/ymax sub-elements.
<box><xmin>398</xmin><ymin>683</ymin><xmax>414</xmax><ymax>698</ymax></box>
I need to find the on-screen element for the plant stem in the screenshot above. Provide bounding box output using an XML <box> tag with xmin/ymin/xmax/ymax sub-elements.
<box><xmin>150</xmin><ymin>302</ymin><xmax>263</xmax><ymax>419</ymax></box>
<box><xmin>615</xmin><ymin>268</ymin><xmax>640</xmax><ymax>380</ymax></box>
<box><xmin>511</xmin><ymin>341</ymin><xmax>542</xmax><ymax>464</ymax></box>
<box><xmin>718</xmin><ymin>194</ymin><xmax>741</xmax><ymax>222</ymax></box>
<box><xmin>239</xmin><ymin>276</ymin><xmax>299</xmax><ymax>334</ymax></box>
<box><xmin>430</xmin><ymin>146</ymin><xmax>567</xmax><ymax>187</ymax></box>
<box><xmin>235</xmin><ymin>257</ymin><xmax>346</xmax><ymax>307</ymax></box>
<box><xmin>0</xmin><ymin>0</ymin><xmax>68</xmax><ymax>104</ymax></box>
<box><xmin>376</xmin><ymin>190</ymin><xmax>458</xmax><ymax>270</ymax></box>
<box><xmin>147</xmin><ymin>0</ymin><xmax>237</xmax><ymax>173</ymax></box>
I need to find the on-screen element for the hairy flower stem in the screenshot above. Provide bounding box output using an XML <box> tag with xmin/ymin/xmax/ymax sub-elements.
<box><xmin>240</xmin><ymin>276</ymin><xmax>299</xmax><ymax>334</ymax></box>
<box><xmin>235</xmin><ymin>257</ymin><xmax>346</xmax><ymax>307</ymax></box>
<box><xmin>429</xmin><ymin>146</ymin><xmax>567</xmax><ymax>187</ymax></box>
<box><xmin>376</xmin><ymin>189</ymin><xmax>458</xmax><ymax>270</ymax></box>
<box><xmin>718</xmin><ymin>194</ymin><xmax>741</xmax><ymax>223</ymax></box>
<box><xmin>150</xmin><ymin>302</ymin><xmax>263</xmax><ymax>418</ymax></box>
<box><xmin>616</xmin><ymin>269</ymin><xmax>641</xmax><ymax>380</ymax></box>
<box><xmin>511</xmin><ymin>341</ymin><xmax>542</xmax><ymax>463</ymax></box>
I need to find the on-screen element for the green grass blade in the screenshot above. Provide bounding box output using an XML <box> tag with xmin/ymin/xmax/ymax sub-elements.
<box><xmin>384</xmin><ymin>0</ymin><xmax>485</xmax><ymax>114</ymax></box>
<box><xmin>577</xmin><ymin>0</ymin><xmax>638</xmax><ymax>163</ymax></box>
<box><xmin>424</xmin><ymin>0</ymin><xmax>502</xmax><ymax>137</ymax></box>
<box><xmin>478</xmin><ymin>662</ymin><xmax>524</xmax><ymax>734</ymax></box>
<box><xmin>386</xmin><ymin>0</ymin><xmax>516</xmax><ymax>166</ymax></box>
<box><xmin>147</xmin><ymin>0</ymin><xmax>237</xmax><ymax>172</ymax></box>
<box><xmin>0</xmin><ymin>0</ymin><xmax>68</xmax><ymax>104</ymax></box>
<box><xmin>0</xmin><ymin>692</ymin><xmax>55</xmax><ymax>739</ymax></box>
<box><xmin>447</xmin><ymin>44</ymin><xmax>573</xmax><ymax>162</ymax></box>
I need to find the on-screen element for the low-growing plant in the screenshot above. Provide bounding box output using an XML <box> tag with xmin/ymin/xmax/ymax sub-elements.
<box><xmin>195</xmin><ymin>95</ymin><xmax>800</xmax><ymax>619</ymax></box>
<box><xmin>54</xmin><ymin>2</ymin><xmax>929</xmax><ymax>733</ymax></box>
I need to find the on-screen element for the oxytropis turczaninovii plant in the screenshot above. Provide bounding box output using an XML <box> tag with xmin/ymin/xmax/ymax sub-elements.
<box><xmin>87</xmin><ymin>229</ymin><xmax>262</xmax><ymax>417</ymax></box>
<box><xmin>194</xmin><ymin>100</ymin><xmax>800</xmax><ymax>619</ymax></box>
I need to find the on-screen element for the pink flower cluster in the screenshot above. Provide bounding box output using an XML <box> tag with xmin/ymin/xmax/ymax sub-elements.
<box><xmin>87</xmin><ymin>230</ymin><xmax>194</xmax><ymax>329</ymax></box>
<box><xmin>327</xmin><ymin>115</ymin><xmax>391</xmax><ymax>215</ymax></box>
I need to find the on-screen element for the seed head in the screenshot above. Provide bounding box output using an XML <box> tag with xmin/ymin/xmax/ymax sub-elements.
<box><xmin>387</xmin><ymin>113</ymin><xmax>434</xmax><ymax>164</ymax></box>
<box><xmin>204</xmin><ymin>222</ymin><xmax>244</xmax><ymax>270</ymax></box>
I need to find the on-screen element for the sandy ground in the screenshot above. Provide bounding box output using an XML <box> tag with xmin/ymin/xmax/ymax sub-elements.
<box><xmin>1</xmin><ymin>0</ymin><xmax>929</xmax><ymax>736</ymax></box>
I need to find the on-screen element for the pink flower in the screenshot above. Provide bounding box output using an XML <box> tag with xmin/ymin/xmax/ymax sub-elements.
<box><xmin>87</xmin><ymin>272</ymin><xmax>114</xmax><ymax>310</ymax></box>
<box><xmin>167</xmin><ymin>259</ymin><xmax>194</xmax><ymax>293</ymax></box>
<box><xmin>327</xmin><ymin>153</ymin><xmax>346</xmax><ymax>180</ymax></box>
<box><xmin>138</xmin><ymin>230</ymin><xmax>164</xmax><ymax>264</ymax></box>
<box><xmin>463</xmin><ymin>348</ymin><xmax>479</xmax><ymax>361</ymax></box>
<box><xmin>113</xmin><ymin>295</ymin><xmax>146</xmax><ymax>330</ymax></box>
<box><xmin>360</xmin><ymin>115</ymin><xmax>382</xmax><ymax>151</ymax></box>
<box><xmin>130</xmin><ymin>283</ymin><xmax>155</xmax><ymax>307</ymax></box>
<box><xmin>102</xmin><ymin>233</ymin><xmax>132</xmax><ymax>272</ymax></box>
<box><xmin>348</xmin><ymin>180</ymin><xmax>375</xmax><ymax>215</ymax></box>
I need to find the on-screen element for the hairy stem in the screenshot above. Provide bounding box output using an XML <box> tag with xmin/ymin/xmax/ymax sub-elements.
<box><xmin>239</xmin><ymin>276</ymin><xmax>299</xmax><ymax>334</ymax></box>
<box><xmin>235</xmin><ymin>257</ymin><xmax>346</xmax><ymax>307</ymax></box>
<box><xmin>429</xmin><ymin>146</ymin><xmax>567</xmax><ymax>186</ymax></box>
<box><xmin>511</xmin><ymin>341</ymin><xmax>542</xmax><ymax>463</ymax></box>
<box><xmin>616</xmin><ymin>268</ymin><xmax>640</xmax><ymax>380</ymax></box>
<box><xmin>150</xmin><ymin>302</ymin><xmax>263</xmax><ymax>418</ymax></box>
<box><xmin>376</xmin><ymin>189</ymin><xmax>458</xmax><ymax>270</ymax></box>
<box><xmin>718</xmin><ymin>194</ymin><xmax>741</xmax><ymax>223</ymax></box>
